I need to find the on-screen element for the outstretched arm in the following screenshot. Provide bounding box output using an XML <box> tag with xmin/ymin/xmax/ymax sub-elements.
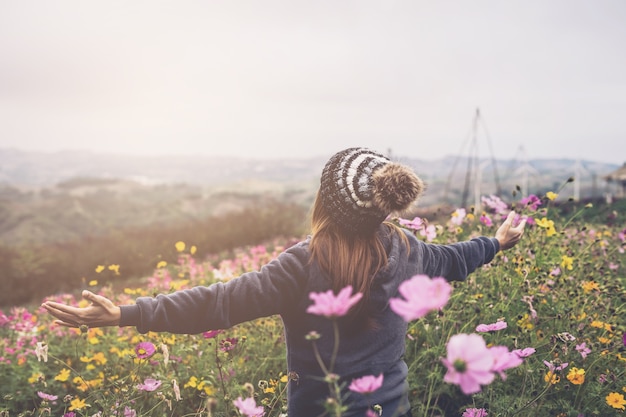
<box><xmin>495</xmin><ymin>211</ymin><xmax>527</xmax><ymax>251</ymax></box>
<box><xmin>42</xmin><ymin>290</ymin><xmax>121</xmax><ymax>328</ymax></box>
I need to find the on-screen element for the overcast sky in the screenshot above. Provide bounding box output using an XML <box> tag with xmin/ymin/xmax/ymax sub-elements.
<box><xmin>1</xmin><ymin>1</ymin><xmax>625</xmax><ymax>164</ymax></box>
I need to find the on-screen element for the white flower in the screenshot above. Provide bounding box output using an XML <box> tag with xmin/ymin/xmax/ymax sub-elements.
<box><xmin>35</xmin><ymin>341</ymin><xmax>48</xmax><ymax>362</ymax></box>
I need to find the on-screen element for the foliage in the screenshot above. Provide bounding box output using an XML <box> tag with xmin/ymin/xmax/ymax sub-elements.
<box><xmin>0</xmin><ymin>191</ymin><xmax>624</xmax><ymax>416</ymax></box>
<box><xmin>0</xmin><ymin>200</ymin><xmax>307</xmax><ymax>307</ymax></box>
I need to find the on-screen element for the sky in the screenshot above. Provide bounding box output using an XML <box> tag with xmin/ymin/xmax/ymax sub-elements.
<box><xmin>1</xmin><ymin>0</ymin><xmax>625</xmax><ymax>164</ymax></box>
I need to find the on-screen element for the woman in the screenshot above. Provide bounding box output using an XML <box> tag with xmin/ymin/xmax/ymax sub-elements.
<box><xmin>43</xmin><ymin>147</ymin><xmax>526</xmax><ymax>416</ymax></box>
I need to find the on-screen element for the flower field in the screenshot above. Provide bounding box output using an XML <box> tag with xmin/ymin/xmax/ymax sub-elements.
<box><xmin>1</xmin><ymin>192</ymin><xmax>624</xmax><ymax>416</ymax></box>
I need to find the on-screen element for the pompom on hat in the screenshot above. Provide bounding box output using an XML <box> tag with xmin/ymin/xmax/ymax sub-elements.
<box><xmin>319</xmin><ymin>147</ymin><xmax>425</xmax><ymax>234</ymax></box>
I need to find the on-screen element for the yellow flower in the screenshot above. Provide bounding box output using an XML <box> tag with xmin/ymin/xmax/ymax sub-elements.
<box><xmin>89</xmin><ymin>328</ymin><xmax>104</xmax><ymax>338</ymax></box>
<box><xmin>280</xmin><ymin>374</ymin><xmax>289</xmax><ymax>383</ymax></box>
<box><xmin>535</xmin><ymin>217</ymin><xmax>557</xmax><ymax>236</ymax></box>
<box><xmin>598</xmin><ymin>336</ymin><xmax>611</xmax><ymax>344</ymax></box>
<box><xmin>606</xmin><ymin>392</ymin><xmax>626</xmax><ymax>410</ymax></box>
<box><xmin>516</xmin><ymin>313</ymin><xmax>534</xmax><ymax>331</ymax></box>
<box><xmin>175</xmin><ymin>241</ymin><xmax>186</xmax><ymax>252</ymax></box>
<box><xmin>54</xmin><ymin>368</ymin><xmax>71</xmax><ymax>382</ymax></box>
<box><xmin>73</xmin><ymin>376</ymin><xmax>90</xmax><ymax>392</ymax></box>
<box><xmin>88</xmin><ymin>280</ymin><xmax>98</xmax><ymax>286</ymax></box>
<box><xmin>92</xmin><ymin>352</ymin><xmax>107</xmax><ymax>365</ymax></box>
<box><xmin>28</xmin><ymin>372</ymin><xmax>44</xmax><ymax>384</ymax></box>
<box><xmin>591</xmin><ymin>320</ymin><xmax>605</xmax><ymax>329</ymax></box>
<box><xmin>108</xmin><ymin>264</ymin><xmax>120</xmax><ymax>275</ymax></box>
<box><xmin>190</xmin><ymin>245</ymin><xmax>197</xmax><ymax>255</ymax></box>
<box><xmin>546</xmin><ymin>191</ymin><xmax>558</xmax><ymax>201</ymax></box>
<box><xmin>171</xmin><ymin>279</ymin><xmax>190</xmax><ymax>291</ymax></box>
<box><xmin>95</xmin><ymin>265</ymin><xmax>105</xmax><ymax>273</ymax></box>
<box><xmin>581</xmin><ymin>281</ymin><xmax>599</xmax><ymax>293</ymax></box>
<box><xmin>69</xmin><ymin>397</ymin><xmax>87</xmax><ymax>411</ymax></box>
<box><xmin>156</xmin><ymin>260</ymin><xmax>167</xmax><ymax>269</ymax></box>
<box><xmin>544</xmin><ymin>371</ymin><xmax>560</xmax><ymax>384</ymax></box>
<box><xmin>184</xmin><ymin>376</ymin><xmax>198</xmax><ymax>388</ymax></box>
<box><xmin>560</xmin><ymin>255</ymin><xmax>574</xmax><ymax>271</ymax></box>
<box><xmin>566</xmin><ymin>367</ymin><xmax>585</xmax><ymax>385</ymax></box>
<box><xmin>83</xmin><ymin>351</ymin><xmax>107</xmax><ymax>366</ymax></box>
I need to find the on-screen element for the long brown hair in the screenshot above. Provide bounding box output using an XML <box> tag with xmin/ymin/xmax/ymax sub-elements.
<box><xmin>309</xmin><ymin>189</ymin><xmax>408</xmax><ymax>304</ymax></box>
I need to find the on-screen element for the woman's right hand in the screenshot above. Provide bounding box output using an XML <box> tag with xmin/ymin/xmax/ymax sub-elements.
<box><xmin>42</xmin><ymin>290</ymin><xmax>121</xmax><ymax>328</ymax></box>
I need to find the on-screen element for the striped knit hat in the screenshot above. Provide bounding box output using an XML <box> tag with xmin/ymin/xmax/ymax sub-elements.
<box><xmin>319</xmin><ymin>147</ymin><xmax>425</xmax><ymax>234</ymax></box>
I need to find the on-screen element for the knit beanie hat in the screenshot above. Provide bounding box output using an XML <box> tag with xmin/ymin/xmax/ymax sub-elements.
<box><xmin>319</xmin><ymin>147</ymin><xmax>425</xmax><ymax>234</ymax></box>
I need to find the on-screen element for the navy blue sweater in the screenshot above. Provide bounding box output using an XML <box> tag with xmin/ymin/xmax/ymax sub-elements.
<box><xmin>120</xmin><ymin>227</ymin><xmax>499</xmax><ymax>416</ymax></box>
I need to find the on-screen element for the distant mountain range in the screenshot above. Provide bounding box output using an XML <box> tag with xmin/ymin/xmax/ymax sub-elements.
<box><xmin>0</xmin><ymin>148</ymin><xmax>622</xmax><ymax>206</ymax></box>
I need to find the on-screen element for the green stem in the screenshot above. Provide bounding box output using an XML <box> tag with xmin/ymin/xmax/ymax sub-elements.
<box><xmin>509</xmin><ymin>379</ymin><xmax>554</xmax><ymax>416</ymax></box>
<box><xmin>329</xmin><ymin>320</ymin><xmax>340</xmax><ymax>372</ymax></box>
<box><xmin>311</xmin><ymin>341</ymin><xmax>329</xmax><ymax>375</ymax></box>
<box><xmin>213</xmin><ymin>341</ymin><xmax>231</xmax><ymax>415</ymax></box>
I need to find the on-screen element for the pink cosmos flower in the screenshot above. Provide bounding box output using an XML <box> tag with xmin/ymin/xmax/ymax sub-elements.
<box><xmin>398</xmin><ymin>216</ymin><xmax>424</xmax><ymax>231</ymax></box>
<box><xmin>450</xmin><ymin>208</ymin><xmax>466</xmax><ymax>226</ymax></box>
<box><xmin>520</xmin><ymin>194</ymin><xmax>541</xmax><ymax>211</ymax></box>
<box><xmin>575</xmin><ymin>342</ymin><xmax>591</xmax><ymax>359</ymax></box>
<box><xmin>390</xmin><ymin>275</ymin><xmax>452</xmax><ymax>322</ymax></box>
<box><xmin>463</xmin><ymin>408</ymin><xmax>488</xmax><ymax>417</ymax></box>
<box><xmin>512</xmin><ymin>347</ymin><xmax>536</xmax><ymax>358</ymax></box>
<box><xmin>124</xmin><ymin>406</ymin><xmax>137</xmax><ymax>417</ymax></box>
<box><xmin>489</xmin><ymin>346</ymin><xmax>523</xmax><ymax>380</ymax></box>
<box><xmin>442</xmin><ymin>333</ymin><xmax>495</xmax><ymax>394</ymax></box>
<box><xmin>37</xmin><ymin>391</ymin><xmax>58</xmax><ymax>401</ymax></box>
<box><xmin>475</xmin><ymin>320</ymin><xmax>507</xmax><ymax>333</ymax></box>
<box><xmin>203</xmin><ymin>329</ymin><xmax>224</xmax><ymax>339</ymax></box>
<box><xmin>307</xmin><ymin>286</ymin><xmax>363</xmax><ymax>318</ymax></box>
<box><xmin>482</xmin><ymin>195</ymin><xmax>509</xmax><ymax>215</ymax></box>
<box><xmin>135</xmin><ymin>342</ymin><xmax>156</xmax><ymax>359</ymax></box>
<box><xmin>348</xmin><ymin>373</ymin><xmax>384</xmax><ymax>395</ymax></box>
<box><xmin>233</xmin><ymin>396</ymin><xmax>265</xmax><ymax>417</ymax></box>
<box><xmin>219</xmin><ymin>337</ymin><xmax>239</xmax><ymax>352</ymax></box>
<box><xmin>543</xmin><ymin>360</ymin><xmax>568</xmax><ymax>372</ymax></box>
<box><xmin>420</xmin><ymin>224</ymin><xmax>437</xmax><ymax>242</ymax></box>
<box><xmin>136</xmin><ymin>378</ymin><xmax>162</xmax><ymax>392</ymax></box>
<box><xmin>480</xmin><ymin>214</ymin><xmax>493</xmax><ymax>227</ymax></box>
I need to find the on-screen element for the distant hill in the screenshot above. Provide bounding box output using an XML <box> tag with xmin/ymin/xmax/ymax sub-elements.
<box><xmin>0</xmin><ymin>148</ymin><xmax>622</xmax><ymax>246</ymax></box>
<box><xmin>1</xmin><ymin>148</ymin><xmax>620</xmax><ymax>186</ymax></box>
<box><xmin>0</xmin><ymin>148</ymin><xmax>325</xmax><ymax>186</ymax></box>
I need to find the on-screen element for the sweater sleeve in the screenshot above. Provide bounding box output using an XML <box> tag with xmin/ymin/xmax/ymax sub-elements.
<box><xmin>419</xmin><ymin>237</ymin><xmax>500</xmax><ymax>282</ymax></box>
<box><xmin>119</xmin><ymin>242</ymin><xmax>309</xmax><ymax>334</ymax></box>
